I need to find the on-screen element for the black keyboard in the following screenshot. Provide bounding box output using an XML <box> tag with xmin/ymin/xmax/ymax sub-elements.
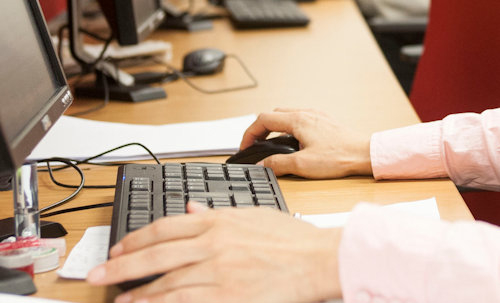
<box><xmin>224</xmin><ymin>0</ymin><xmax>310</xmax><ymax>28</ymax></box>
<box><xmin>109</xmin><ymin>163</ymin><xmax>289</xmax><ymax>287</ymax></box>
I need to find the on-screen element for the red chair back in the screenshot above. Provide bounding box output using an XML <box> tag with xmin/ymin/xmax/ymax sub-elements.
<box><xmin>39</xmin><ymin>0</ymin><xmax>67</xmax><ymax>22</ymax></box>
<box><xmin>410</xmin><ymin>0</ymin><xmax>500</xmax><ymax>225</ymax></box>
<box><xmin>410</xmin><ymin>0</ymin><xmax>500</xmax><ymax>122</ymax></box>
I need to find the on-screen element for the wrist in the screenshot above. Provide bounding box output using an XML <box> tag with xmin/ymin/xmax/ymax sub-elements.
<box><xmin>314</xmin><ymin>228</ymin><xmax>343</xmax><ymax>300</ymax></box>
<box><xmin>346</xmin><ymin>134</ymin><xmax>373</xmax><ymax>176</ymax></box>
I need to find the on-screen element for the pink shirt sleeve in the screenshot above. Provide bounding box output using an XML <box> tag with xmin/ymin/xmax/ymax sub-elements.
<box><xmin>339</xmin><ymin>203</ymin><xmax>500</xmax><ymax>303</ymax></box>
<box><xmin>370</xmin><ymin>108</ymin><xmax>500</xmax><ymax>191</ymax></box>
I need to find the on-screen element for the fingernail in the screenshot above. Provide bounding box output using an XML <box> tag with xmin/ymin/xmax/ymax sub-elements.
<box><xmin>256</xmin><ymin>161</ymin><xmax>264</xmax><ymax>166</ymax></box>
<box><xmin>135</xmin><ymin>299</ymin><xmax>149</xmax><ymax>303</ymax></box>
<box><xmin>87</xmin><ymin>265</ymin><xmax>106</xmax><ymax>283</ymax></box>
<box><xmin>110</xmin><ymin>243</ymin><xmax>123</xmax><ymax>257</ymax></box>
<box><xmin>115</xmin><ymin>293</ymin><xmax>132</xmax><ymax>303</ymax></box>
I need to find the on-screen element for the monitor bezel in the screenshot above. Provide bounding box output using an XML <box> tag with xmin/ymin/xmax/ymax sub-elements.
<box><xmin>0</xmin><ymin>0</ymin><xmax>72</xmax><ymax>177</ymax></box>
<box><xmin>98</xmin><ymin>0</ymin><xmax>166</xmax><ymax>46</ymax></box>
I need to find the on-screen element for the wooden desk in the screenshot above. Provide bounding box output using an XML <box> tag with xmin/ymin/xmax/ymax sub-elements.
<box><xmin>0</xmin><ymin>0</ymin><xmax>471</xmax><ymax>302</ymax></box>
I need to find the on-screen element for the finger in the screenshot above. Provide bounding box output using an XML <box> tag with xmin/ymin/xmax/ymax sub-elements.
<box><xmin>143</xmin><ymin>286</ymin><xmax>219</xmax><ymax>303</ymax></box>
<box><xmin>240</xmin><ymin>112</ymin><xmax>296</xmax><ymax>149</ymax></box>
<box><xmin>187</xmin><ymin>201</ymin><xmax>209</xmax><ymax>213</ymax></box>
<box><xmin>116</xmin><ymin>261</ymin><xmax>216</xmax><ymax>302</ymax></box>
<box><xmin>274</xmin><ymin>107</ymin><xmax>330</xmax><ymax>119</ymax></box>
<box><xmin>109</xmin><ymin>212</ymin><xmax>212</xmax><ymax>257</ymax></box>
<box><xmin>88</xmin><ymin>239</ymin><xmax>209</xmax><ymax>285</ymax></box>
<box><xmin>261</xmin><ymin>153</ymin><xmax>300</xmax><ymax>176</ymax></box>
<box><xmin>272</xmin><ymin>107</ymin><xmax>302</xmax><ymax>113</ymax></box>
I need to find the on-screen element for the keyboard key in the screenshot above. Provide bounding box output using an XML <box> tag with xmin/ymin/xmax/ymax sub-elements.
<box><xmin>233</xmin><ymin>192</ymin><xmax>254</xmax><ymax>204</ymax></box>
<box><xmin>230</xmin><ymin>182</ymin><xmax>251</xmax><ymax>191</ymax></box>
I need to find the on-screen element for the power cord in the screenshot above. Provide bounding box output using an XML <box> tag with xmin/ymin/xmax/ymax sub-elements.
<box><xmin>40</xmin><ymin>202</ymin><xmax>113</xmax><ymax>218</ymax></box>
<box><xmin>38</xmin><ymin>157</ymin><xmax>85</xmax><ymax>214</ymax></box>
<box><xmin>37</xmin><ymin>142</ymin><xmax>161</xmax><ymax>215</ymax></box>
<box><xmin>153</xmin><ymin>54</ymin><xmax>258</xmax><ymax>94</ymax></box>
<box><xmin>56</xmin><ymin>22</ymin><xmax>115</xmax><ymax>116</ymax></box>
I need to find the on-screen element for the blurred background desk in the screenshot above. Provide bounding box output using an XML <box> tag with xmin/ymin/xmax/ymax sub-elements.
<box><xmin>0</xmin><ymin>0</ymin><xmax>471</xmax><ymax>302</ymax></box>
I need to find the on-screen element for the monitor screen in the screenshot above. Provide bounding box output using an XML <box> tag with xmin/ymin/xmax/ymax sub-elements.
<box><xmin>98</xmin><ymin>0</ymin><xmax>165</xmax><ymax>46</ymax></box>
<box><xmin>0</xmin><ymin>0</ymin><xmax>72</xmax><ymax>177</ymax></box>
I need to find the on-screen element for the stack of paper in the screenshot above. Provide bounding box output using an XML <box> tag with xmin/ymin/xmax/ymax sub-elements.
<box><xmin>28</xmin><ymin>115</ymin><xmax>257</xmax><ymax>162</ymax></box>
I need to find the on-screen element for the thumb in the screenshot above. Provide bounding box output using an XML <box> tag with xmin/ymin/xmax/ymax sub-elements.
<box><xmin>261</xmin><ymin>153</ymin><xmax>299</xmax><ymax>176</ymax></box>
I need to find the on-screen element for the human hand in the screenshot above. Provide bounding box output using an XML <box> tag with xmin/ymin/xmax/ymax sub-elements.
<box><xmin>87</xmin><ymin>202</ymin><xmax>342</xmax><ymax>303</ymax></box>
<box><xmin>240</xmin><ymin>108</ymin><xmax>373</xmax><ymax>178</ymax></box>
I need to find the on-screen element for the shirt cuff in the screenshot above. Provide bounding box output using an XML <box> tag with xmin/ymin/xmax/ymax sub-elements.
<box><xmin>370</xmin><ymin>121</ymin><xmax>448</xmax><ymax>180</ymax></box>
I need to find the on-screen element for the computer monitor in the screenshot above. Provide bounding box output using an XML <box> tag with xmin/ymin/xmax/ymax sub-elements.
<box><xmin>97</xmin><ymin>0</ymin><xmax>166</xmax><ymax>46</ymax></box>
<box><xmin>0</xmin><ymin>0</ymin><xmax>72</xmax><ymax>178</ymax></box>
<box><xmin>68</xmin><ymin>0</ymin><xmax>167</xmax><ymax>102</ymax></box>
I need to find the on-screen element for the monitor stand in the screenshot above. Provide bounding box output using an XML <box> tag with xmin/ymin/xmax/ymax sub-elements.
<box><xmin>68</xmin><ymin>0</ymin><xmax>167</xmax><ymax>102</ymax></box>
<box><xmin>74</xmin><ymin>70</ymin><xmax>167</xmax><ymax>103</ymax></box>
<box><xmin>0</xmin><ymin>164</ymin><xmax>68</xmax><ymax>241</ymax></box>
<box><xmin>161</xmin><ymin>2</ymin><xmax>213</xmax><ymax>31</ymax></box>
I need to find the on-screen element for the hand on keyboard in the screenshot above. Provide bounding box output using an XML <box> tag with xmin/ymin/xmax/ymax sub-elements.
<box><xmin>88</xmin><ymin>202</ymin><xmax>343</xmax><ymax>303</ymax></box>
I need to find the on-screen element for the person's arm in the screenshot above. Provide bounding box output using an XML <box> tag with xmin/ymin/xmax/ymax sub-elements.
<box><xmin>239</xmin><ymin>108</ymin><xmax>372</xmax><ymax>179</ymax></box>
<box><xmin>87</xmin><ymin>203</ymin><xmax>343</xmax><ymax>303</ymax></box>
<box><xmin>371</xmin><ymin>108</ymin><xmax>500</xmax><ymax>191</ymax></box>
<box><xmin>339</xmin><ymin>203</ymin><xmax>500</xmax><ymax>302</ymax></box>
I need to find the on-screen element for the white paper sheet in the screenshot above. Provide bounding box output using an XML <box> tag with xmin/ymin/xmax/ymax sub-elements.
<box><xmin>28</xmin><ymin>115</ymin><xmax>257</xmax><ymax>162</ymax></box>
<box><xmin>57</xmin><ymin>226</ymin><xmax>110</xmax><ymax>280</ymax></box>
<box><xmin>300</xmin><ymin>198</ymin><xmax>440</xmax><ymax>228</ymax></box>
<box><xmin>0</xmin><ymin>294</ymin><xmax>75</xmax><ymax>303</ymax></box>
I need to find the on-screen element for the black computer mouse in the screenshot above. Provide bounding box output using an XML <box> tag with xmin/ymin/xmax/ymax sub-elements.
<box><xmin>226</xmin><ymin>135</ymin><xmax>300</xmax><ymax>164</ymax></box>
<box><xmin>182</xmin><ymin>48</ymin><xmax>226</xmax><ymax>76</ymax></box>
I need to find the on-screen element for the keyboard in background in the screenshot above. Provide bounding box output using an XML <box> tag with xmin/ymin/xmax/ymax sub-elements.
<box><xmin>224</xmin><ymin>0</ymin><xmax>310</xmax><ymax>28</ymax></box>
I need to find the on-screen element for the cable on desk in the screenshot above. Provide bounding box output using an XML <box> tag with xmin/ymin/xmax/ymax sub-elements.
<box><xmin>38</xmin><ymin>142</ymin><xmax>160</xmax><ymax>185</ymax></box>
<box><xmin>42</xmin><ymin>142</ymin><xmax>160</xmax><ymax>172</ymax></box>
<box><xmin>152</xmin><ymin>55</ymin><xmax>258</xmax><ymax>94</ymax></box>
<box><xmin>78</xmin><ymin>142</ymin><xmax>161</xmax><ymax>166</ymax></box>
<box><xmin>40</xmin><ymin>202</ymin><xmax>113</xmax><ymax>218</ymax></box>
<box><xmin>37</xmin><ymin>157</ymin><xmax>85</xmax><ymax>214</ymax></box>
<box><xmin>36</xmin><ymin>143</ymin><xmax>160</xmax><ymax>214</ymax></box>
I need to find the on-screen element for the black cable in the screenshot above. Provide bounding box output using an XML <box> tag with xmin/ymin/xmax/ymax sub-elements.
<box><xmin>78</xmin><ymin>27</ymin><xmax>109</xmax><ymax>42</ymax></box>
<box><xmin>153</xmin><ymin>55</ymin><xmax>258</xmax><ymax>94</ymax></box>
<box><xmin>57</xmin><ymin>24</ymin><xmax>69</xmax><ymax>66</ymax></box>
<box><xmin>39</xmin><ymin>142</ymin><xmax>160</xmax><ymax>174</ymax></box>
<box><xmin>38</xmin><ymin>158</ymin><xmax>85</xmax><ymax>214</ymax></box>
<box><xmin>69</xmin><ymin>35</ymin><xmax>113</xmax><ymax>116</ymax></box>
<box><xmin>78</xmin><ymin>142</ymin><xmax>161</xmax><ymax>165</ymax></box>
<box><xmin>44</xmin><ymin>159</ymin><xmax>115</xmax><ymax>189</ymax></box>
<box><xmin>90</xmin><ymin>37</ymin><xmax>113</xmax><ymax>68</ymax></box>
<box><xmin>56</xmin><ymin>24</ymin><xmax>110</xmax><ymax>70</ymax></box>
<box><xmin>38</xmin><ymin>143</ymin><xmax>160</xmax><ymax>213</ymax></box>
<box><xmin>40</xmin><ymin>202</ymin><xmax>113</xmax><ymax>218</ymax></box>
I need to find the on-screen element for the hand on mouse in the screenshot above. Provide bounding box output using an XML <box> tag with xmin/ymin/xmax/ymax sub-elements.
<box><xmin>240</xmin><ymin>108</ymin><xmax>372</xmax><ymax>178</ymax></box>
<box><xmin>87</xmin><ymin>202</ymin><xmax>342</xmax><ymax>303</ymax></box>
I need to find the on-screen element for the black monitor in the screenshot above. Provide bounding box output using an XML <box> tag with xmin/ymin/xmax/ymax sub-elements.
<box><xmin>68</xmin><ymin>0</ymin><xmax>167</xmax><ymax>102</ymax></box>
<box><xmin>0</xmin><ymin>0</ymin><xmax>72</xmax><ymax>178</ymax></box>
<box><xmin>97</xmin><ymin>0</ymin><xmax>166</xmax><ymax>46</ymax></box>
